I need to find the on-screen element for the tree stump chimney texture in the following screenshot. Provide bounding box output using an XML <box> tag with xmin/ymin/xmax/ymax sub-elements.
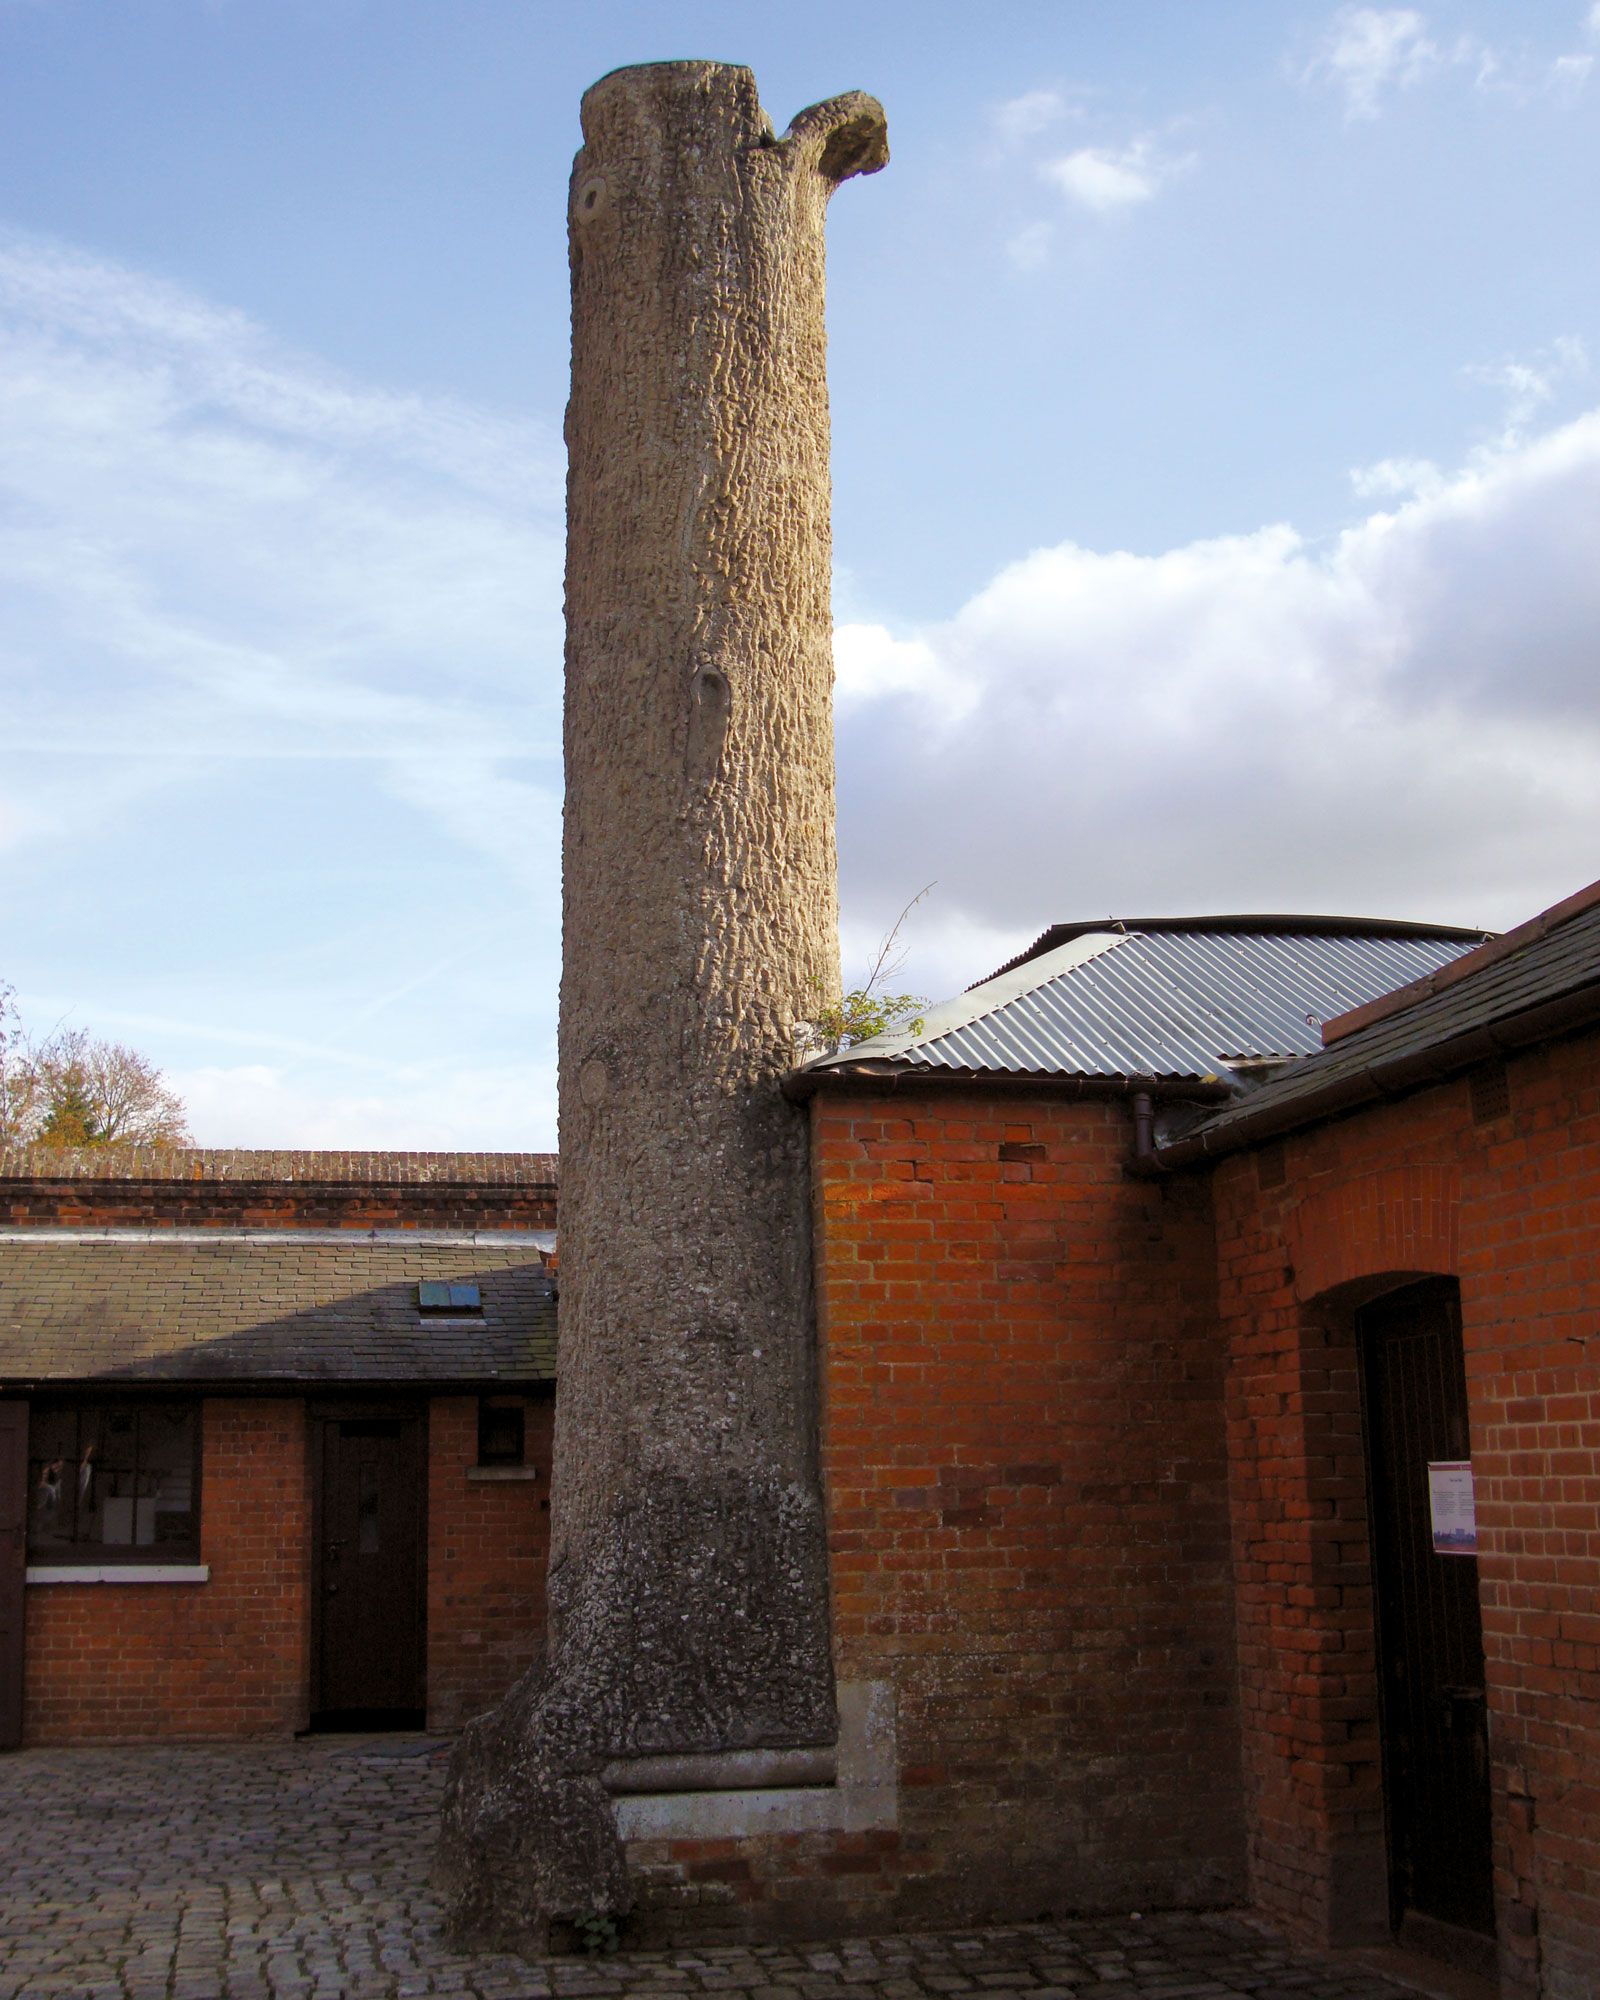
<box><xmin>437</xmin><ymin>60</ymin><xmax>887</xmax><ymax>1952</ymax></box>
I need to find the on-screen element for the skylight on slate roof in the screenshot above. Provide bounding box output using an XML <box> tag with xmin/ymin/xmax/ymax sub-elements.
<box><xmin>418</xmin><ymin>1281</ymin><xmax>482</xmax><ymax>1314</ymax></box>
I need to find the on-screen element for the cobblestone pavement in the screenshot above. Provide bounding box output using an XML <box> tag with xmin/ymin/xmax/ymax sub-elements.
<box><xmin>0</xmin><ymin>1737</ymin><xmax>1433</xmax><ymax>2000</ymax></box>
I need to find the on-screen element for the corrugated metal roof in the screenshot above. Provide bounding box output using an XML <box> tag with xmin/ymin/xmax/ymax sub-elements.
<box><xmin>1170</xmin><ymin>892</ymin><xmax>1600</xmax><ymax>1151</ymax></box>
<box><xmin>807</xmin><ymin>924</ymin><xmax>1486</xmax><ymax>1083</ymax></box>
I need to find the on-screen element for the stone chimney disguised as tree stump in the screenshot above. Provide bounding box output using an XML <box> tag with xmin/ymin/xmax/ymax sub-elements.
<box><xmin>436</xmin><ymin>63</ymin><xmax>887</xmax><ymax>1952</ymax></box>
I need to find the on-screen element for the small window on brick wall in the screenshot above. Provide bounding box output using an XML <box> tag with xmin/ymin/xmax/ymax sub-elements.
<box><xmin>477</xmin><ymin>1399</ymin><xmax>525</xmax><ymax>1468</ymax></box>
<box><xmin>27</xmin><ymin>1401</ymin><xmax>201</xmax><ymax>1565</ymax></box>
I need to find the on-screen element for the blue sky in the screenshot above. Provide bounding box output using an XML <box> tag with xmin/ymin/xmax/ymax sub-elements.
<box><xmin>3</xmin><ymin>1</ymin><xmax>1599</xmax><ymax>1147</ymax></box>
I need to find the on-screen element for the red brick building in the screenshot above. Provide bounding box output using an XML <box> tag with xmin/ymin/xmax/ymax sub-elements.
<box><xmin>771</xmin><ymin>890</ymin><xmax>1597</xmax><ymax>1996</ymax></box>
<box><xmin>0</xmin><ymin>1152</ymin><xmax>557</xmax><ymax>1747</ymax></box>
<box><xmin>3</xmin><ymin>892</ymin><xmax>1597</xmax><ymax>1997</ymax></box>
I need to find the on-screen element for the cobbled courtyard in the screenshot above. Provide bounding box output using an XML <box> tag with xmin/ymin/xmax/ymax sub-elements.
<box><xmin>0</xmin><ymin>1738</ymin><xmax>1466</xmax><ymax>2000</ymax></box>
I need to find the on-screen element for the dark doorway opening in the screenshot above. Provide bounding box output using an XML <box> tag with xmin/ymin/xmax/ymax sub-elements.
<box><xmin>1360</xmin><ymin>1279</ymin><xmax>1496</xmax><ymax>1972</ymax></box>
<box><xmin>310</xmin><ymin>1408</ymin><xmax>426</xmax><ymax>1730</ymax></box>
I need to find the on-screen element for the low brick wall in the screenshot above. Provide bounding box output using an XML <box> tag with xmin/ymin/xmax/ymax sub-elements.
<box><xmin>23</xmin><ymin>1399</ymin><xmax>311</xmax><ymax>1742</ymax></box>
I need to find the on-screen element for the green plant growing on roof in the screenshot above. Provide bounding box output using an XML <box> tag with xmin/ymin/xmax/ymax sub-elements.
<box><xmin>808</xmin><ymin>885</ymin><xmax>933</xmax><ymax>1056</ymax></box>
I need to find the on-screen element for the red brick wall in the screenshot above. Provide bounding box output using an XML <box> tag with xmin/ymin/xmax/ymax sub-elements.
<box><xmin>23</xmin><ymin>1398</ymin><xmax>310</xmax><ymax>1742</ymax></box>
<box><xmin>812</xmin><ymin>1088</ymin><xmax>1243</xmax><ymax>1927</ymax></box>
<box><xmin>1214</xmin><ymin>1033</ymin><xmax>1600</xmax><ymax>1995</ymax></box>
<box><xmin>22</xmin><ymin>1394</ymin><xmax>558</xmax><ymax>1744</ymax></box>
<box><xmin>427</xmin><ymin>1395</ymin><xmax>553</xmax><ymax>1729</ymax></box>
<box><xmin>1</xmin><ymin>1179</ymin><xmax>554</xmax><ymax>1232</ymax></box>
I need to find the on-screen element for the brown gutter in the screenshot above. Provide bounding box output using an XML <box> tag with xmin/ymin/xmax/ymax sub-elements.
<box><xmin>1148</xmin><ymin>979</ymin><xmax>1600</xmax><ymax>1173</ymax></box>
<box><xmin>782</xmin><ymin>1063</ymin><xmax>1234</xmax><ymax>1107</ymax></box>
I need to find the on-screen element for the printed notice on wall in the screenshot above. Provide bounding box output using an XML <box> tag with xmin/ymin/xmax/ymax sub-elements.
<box><xmin>1428</xmin><ymin>1460</ymin><xmax>1477</xmax><ymax>1555</ymax></box>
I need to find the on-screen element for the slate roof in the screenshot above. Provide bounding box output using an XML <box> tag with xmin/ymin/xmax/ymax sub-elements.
<box><xmin>1157</xmin><ymin>882</ymin><xmax>1600</xmax><ymax>1164</ymax></box>
<box><xmin>0</xmin><ymin>1236</ymin><xmax>557</xmax><ymax>1388</ymax></box>
<box><xmin>800</xmin><ymin>920</ymin><xmax>1487</xmax><ymax>1085</ymax></box>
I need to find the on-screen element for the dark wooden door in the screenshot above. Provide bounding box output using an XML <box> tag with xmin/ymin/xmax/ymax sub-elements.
<box><xmin>1361</xmin><ymin>1280</ymin><xmax>1495</xmax><ymax>1942</ymax></box>
<box><xmin>0</xmin><ymin>1402</ymin><xmax>25</xmax><ymax>1751</ymax></box>
<box><xmin>313</xmin><ymin>1414</ymin><xmax>425</xmax><ymax>1724</ymax></box>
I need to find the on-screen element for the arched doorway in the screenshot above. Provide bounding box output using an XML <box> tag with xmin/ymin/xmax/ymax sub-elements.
<box><xmin>1359</xmin><ymin>1278</ymin><xmax>1495</xmax><ymax>1967</ymax></box>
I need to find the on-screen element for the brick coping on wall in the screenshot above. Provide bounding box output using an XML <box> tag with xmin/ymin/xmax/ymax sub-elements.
<box><xmin>0</xmin><ymin>1147</ymin><xmax>558</xmax><ymax>1185</ymax></box>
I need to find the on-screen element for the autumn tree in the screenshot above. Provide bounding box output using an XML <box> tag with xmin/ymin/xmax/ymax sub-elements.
<box><xmin>0</xmin><ymin>984</ymin><xmax>39</xmax><ymax>1148</ymax></box>
<box><xmin>0</xmin><ymin>992</ymin><xmax>190</xmax><ymax>1149</ymax></box>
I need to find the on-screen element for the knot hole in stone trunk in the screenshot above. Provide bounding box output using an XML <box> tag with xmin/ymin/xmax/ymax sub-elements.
<box><xmin>685</xmin><ymin>661</ymin><xmax>732</xmax><ymax>785</ymax></box>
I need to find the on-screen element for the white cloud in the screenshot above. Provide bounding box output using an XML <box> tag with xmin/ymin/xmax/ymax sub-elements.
<box><xmin>173</xmin><ymin>1059</ymin><xmax>558</xmax><ymax>1150</ymax></box>
<box><xmin>993</xmin><ymin>89</ymin><xmax>1068</xmax><ymax>145</ymax></box>
<box><xmin>1040</xmin><ymin>137</ymin><xmax>1192</xmax><ymax>214</ymax></box>
<box><xmin>1465</xmin><ymin>335</ymin><xmax>1589</xmax><ymax>435</ymax></box>
<box><xmin>10</xmin><ymin>223</ymin><xmax>1600</xmax><ymax>1140</ymax></box>
<box><xmin>1306</xmin><ymin>7</ymin><xmax>1439</xmax><ymax>119</ymax></box>
<box><xmin>0</xmin><ymin>232</ymin><xmax>552</xmax><ymax>506</ymax></box>
<box><xmin>1541</xmin><ymin>5</ymin><xmax>1600</xmax><ymax>96</ymax></box>
<box><xmin>0</xmin><ymin>226</ymin><xmax>568</xmax><ymax>1147</ymax></box>
<box><xmin>836</xmin><ymin>905</ymin><xmax>1031</xmax><ymax>1020</ymax></box>
<box><xmin>834</xmin><ymin>623</ymin><xmax>974</xmax><ymax>722</ymax></box>
<box><xmin>0</xmin><ymin>226</ymin><xmax>565</xmax><ymax>875</ymax></box>
<box><xmin>1302</xmin><ymin>6</ymin><xmax>1595</xmax><ymax>117</ymax></box>
<box><xmin>1468</xmin><ymin>35</ymin><xmax>1595</xmax><ymax>106</ymax></box>
<box><xmin>834</xmin><ymin>407</ymin><xmax>1600</xmax><ymax>998</ymax></box>
<box><xmin>1348</xmin><ymin>455</ymin><xmax>1446</xmax><ymax>501</ymax></box>
<box><xmin>1006</xmin><ymin>221</ymin><xmax>1055</xmax><ymax>271</ymax></box>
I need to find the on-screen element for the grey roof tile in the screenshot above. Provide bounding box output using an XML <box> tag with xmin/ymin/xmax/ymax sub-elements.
<box><xmin>0</xmin><ymin>1240</ymin><xmax>556</xmax><ymax>1386</ymax></box>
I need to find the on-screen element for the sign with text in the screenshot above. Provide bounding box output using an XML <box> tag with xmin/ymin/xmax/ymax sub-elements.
<box><xmin>1428</xmin><ymin>1460</ymin><xmax>1477</xmax><ymax>1555</ymax></box>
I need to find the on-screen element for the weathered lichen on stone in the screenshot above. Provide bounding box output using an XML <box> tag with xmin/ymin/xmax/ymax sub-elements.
<box><xmin>436</xmin><ymin>61</ymin><xmax>886</xmax><ymax>1952</ymax></box>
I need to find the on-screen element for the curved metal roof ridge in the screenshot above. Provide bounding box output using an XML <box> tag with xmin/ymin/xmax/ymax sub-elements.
<box><xmin>985</xmin><ymin>911</ymin><xmax>1493</xmax><ymax>986</ymax></box>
